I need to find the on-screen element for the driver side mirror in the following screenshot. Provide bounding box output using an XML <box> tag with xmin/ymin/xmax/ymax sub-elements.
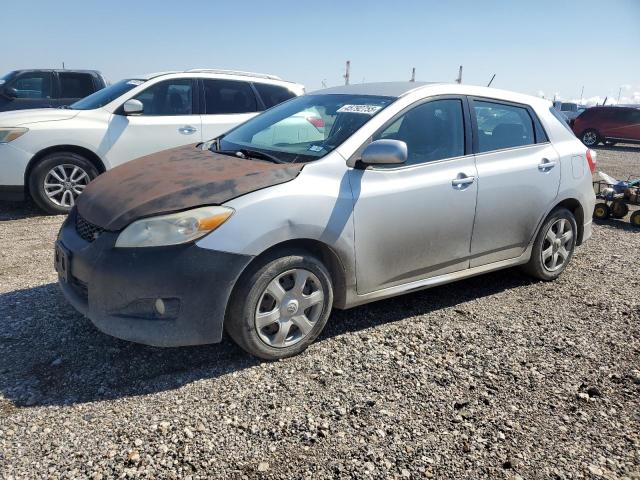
<box><xmin>1</xmin><ymin>86</ymin><xmax>17</xmax><ymax>99</ymax></box>
<box><xmin>123</xmin><ymin>99</ymin><xmax>144</xmax><ymax>115</ymax></box>
<box><xmin>360</xmin><ymin>139</ymin><xmax>408</xmax><ymax>166</ymax></box>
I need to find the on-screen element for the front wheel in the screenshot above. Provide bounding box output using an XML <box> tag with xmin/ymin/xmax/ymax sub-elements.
<box><xmin>28</xmin><ymin>152</ymin><xmax>98</xmax><ymax>214</ymax></box>
<box><xmin>522</xmin><ymin>208</ymin><xmax>577</xmax><ymax>281</ymax></box>
<box><xmin>225</xmin><ymin>251</ymin><xmax>334</xmax><ymax>359</ymax></box>
<box><xmin>630</xmin><ymin>210</ymin><xmax>640</xmax><ymax>228</ymax></box>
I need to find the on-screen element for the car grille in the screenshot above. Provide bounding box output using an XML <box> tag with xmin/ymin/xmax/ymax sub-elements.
<box><xmin>75</xmin><ymin>214</ymin><xmax>104</xmax><ymax>242</ymax></box>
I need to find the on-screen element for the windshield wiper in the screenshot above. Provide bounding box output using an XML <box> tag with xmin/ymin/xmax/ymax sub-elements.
<box><xmin>220</xmin><ymin>148</ymin><xmax>287</xmax><ymax>163</ymax></box>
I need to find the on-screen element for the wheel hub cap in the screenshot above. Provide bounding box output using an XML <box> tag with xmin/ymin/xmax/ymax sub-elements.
<box><xmin>255</xmin><ymin>268</ymin><xmax>325</xmax><ymax>348</ymax></box>
<box><xmin>284</xmin><ymin>299</ymin><xmax>299</xmax><ymax>315</ymax></box>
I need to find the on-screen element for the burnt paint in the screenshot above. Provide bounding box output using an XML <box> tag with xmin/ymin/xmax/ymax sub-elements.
<box><xmin>77</xmin><ymin>144</ymin><xmax>303</xmax><ymax>230</ymax></box>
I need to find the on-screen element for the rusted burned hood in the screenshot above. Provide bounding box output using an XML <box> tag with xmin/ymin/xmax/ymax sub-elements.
<box><xmin>76</xmin><ymin>144</ymin><xmax>303</xmax><ymax>231</ymax></box>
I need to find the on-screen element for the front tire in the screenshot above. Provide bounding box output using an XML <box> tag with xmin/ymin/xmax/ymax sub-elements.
<box><xmin>225</xmin><ymin>251</ymin><xmax>334</xmax><ymax>360</ymax></box>
<box><xmin>522</xmin><ymin>208</ymin><xmax>577</xmax><ymax>281</ymax></box>
<box><xmin>630</xmin><ymin>210</ymin><xmax>640</xmax><ymax>228</ymax></box>
<box><xmin>28</xmin><ymin>152</ymin><xmax>98</xmax><ymax>214</ymax></box>
<box><xmin>580</xmin><ymin>129</ymin><xmax>600</xmax><ymax>147</ymax></box>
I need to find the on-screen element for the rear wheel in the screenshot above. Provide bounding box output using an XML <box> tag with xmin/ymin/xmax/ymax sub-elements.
<box><xmin>593</xmin><ymin>203</ymin><xmax>611</xmax><ymax>220</ymax></box>
<box><xmin>28</xmin><ymin>152</ymin><xmax>98</xmax><ymax>214</ymax></box>
<box><xmin>225</xmin><ymin>251</ymin><xmax>334</xmax><ymax>360</ymax></box>
<box><xmin>581</xmin><ymin>129</ymin><xmax>600</xmax><ymax>147</ymax></box>
<box><xmin>630</xmin><ymin>210</ymin><xmax>640</xmax><ymax>228</ymax></box>
<box><xmin>522</xmin><ymin>208</ymin><xmax>577</xmax><ymax>281</ymax></box>
<box><xmin>610</xmin><ymin>200</ymin><xmax>629</xmax><ymax>219</ymax></box>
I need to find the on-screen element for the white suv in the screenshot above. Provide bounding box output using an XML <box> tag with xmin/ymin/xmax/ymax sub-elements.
<box><xmin>0</xmin><ymin>70</ymin><xmax>304</xmax><ymax>213</ymax></box>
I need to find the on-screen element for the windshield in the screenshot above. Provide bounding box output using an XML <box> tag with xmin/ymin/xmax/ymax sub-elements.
<box><xmin>0</xmin><ymin>71</ymin><xmax>16</xmax><ymax>85</ymax></box>
<box><xmin>70</xmin><ymin>78</ymin><xmax>145</xmax><ymax>110</ymax></box>
<box><xmin>218</xmin><ymin>94</ymin><xmax>395</xmax><ymax>163</ymax></box>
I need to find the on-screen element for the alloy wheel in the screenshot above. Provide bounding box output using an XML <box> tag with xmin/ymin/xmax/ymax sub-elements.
<box><xmin>541</xmin><ymin>218</ymin><xmax>574</xmax><ymax>272</ymax></box>
<box><xmin>43</xmin><ymin>164</ymin><xmax>90</xmax><ymax>208</ymax></box>
<box><xmin>582</xmin><ymin>131</ymin><xmax>597</xmax><ymax>146</ymax></box>
<box><xmin>255</xmin><ymin>268</ymin><xmax>325</xmax><ymax>348</ymax></box>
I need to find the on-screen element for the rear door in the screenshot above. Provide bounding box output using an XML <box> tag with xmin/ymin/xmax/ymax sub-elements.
<box><xmin>469</xmin><ymin>98</ymin><xmax>560</xmax><ymax>266</ymax></box>
<box><xmin>55</xmin><ymin>72</ymin><xmax>97</xmax><ymax>106</ymax></box>
<box><xmin>199</xmin><ymin>79</ymin><xmax>260</xmax><ymax>140</ymax></box>
<box><xmin>615</xmin><ymin>109</ymin><xmax>640</xmax><ymax>141</ymax></box>
<box><xmin>105</xmin><ymin>78</ymin><xmax>202</xmax><ymax>167</ymax></box>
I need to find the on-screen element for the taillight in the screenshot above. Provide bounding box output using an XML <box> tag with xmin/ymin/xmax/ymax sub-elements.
<box><xmin>306</xmin><ymin>116</ymin><xmax>325</xmax><ymax>130</ymax></box>
<box><xmin>586</xmin><ymin>149</ymin><xmax>597</xmax><ymax>173</ymax></box>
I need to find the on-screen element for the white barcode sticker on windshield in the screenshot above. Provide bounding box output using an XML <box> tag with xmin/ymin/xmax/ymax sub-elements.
<box><xmin>336</xmin><ymin>104</ymin><xmax>382</xmax><ymax>115</ymax></box>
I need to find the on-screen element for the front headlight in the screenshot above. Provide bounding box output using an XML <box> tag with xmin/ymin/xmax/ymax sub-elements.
<box><xmin>115</xmin><ymin>206</ymin><xmax>234</xmax><ymax>248</ymax></box>
<box><xmin>0</xmin><ymin>127</ymin><xmax>29</xmax><ymax>143</ymax></box>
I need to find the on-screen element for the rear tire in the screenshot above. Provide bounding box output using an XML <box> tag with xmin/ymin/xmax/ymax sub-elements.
<box><xmin>28</xmin><ymin>152</ymin><xmax>98</xmax><ymax>215</ymax></box>
<box><xmin>630</xmin><ymin>210</ymin><xmax>640</xmax><ymax>228</ymax></box>
<box><xmin>610</xmin><ymin>200</ymin><xmax>629</xmax><ymax>219</ymax></box>
<box><xmin>580</xmin><ymin>129</ymin><xmax>600</xmax><ymax>147</ymax></box>
<box><xmin>225</xmin><ymin>251</ymin><xmax>334</xmax><ymax>360</ymax></box>
<box><xmin>522</xmin><ymin>208</ymin><xmax>577</xmax><ymax>281</ymax></box>
<box><xmin>593</xmin><ymin>203</ymin><xmax>611</xmax><ymax>220</ymax></box>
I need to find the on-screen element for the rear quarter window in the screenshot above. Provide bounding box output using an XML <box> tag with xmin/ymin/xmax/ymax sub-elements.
<box><xmin>549</xmin><ymin>107</ymin><xmax>575</xmax><ymax>135</ymax></box>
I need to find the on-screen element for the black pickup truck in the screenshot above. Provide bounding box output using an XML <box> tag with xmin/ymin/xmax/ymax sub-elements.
<box><xmin>0</xmin><ymin>69</ymin><xmax>107</xmax><ymax>112</ymax></box>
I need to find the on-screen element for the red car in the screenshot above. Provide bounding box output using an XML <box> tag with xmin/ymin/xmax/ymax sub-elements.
<box><xmin>572</xmin><ymin>106</ymin><xmax>640</xmax><ymax>147</ymax></box>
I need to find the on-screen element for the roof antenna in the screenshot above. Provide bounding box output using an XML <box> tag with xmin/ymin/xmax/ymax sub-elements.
<box><xmin>455</xmin><ymin>65</ymin><xmax>463</xmax><ymax>84</ymax></box>
<box><xmin>487</xmin><ymin>74</ymin><xmax>496</xmax><ymax>87</ymax></box>
<box><xmin>343</xmin><ymin>60</ymin><xmax>350</xmax><ymax>86</ymax></box>
<box><xmin>410</xmin><ymin>67</ymin><xmax>416</xmax><ymax>82</ymax></box>
<box><xmin>62</xmin><ymin>61</ymin><xmax>65</xmax><ymax>70</ymax></box>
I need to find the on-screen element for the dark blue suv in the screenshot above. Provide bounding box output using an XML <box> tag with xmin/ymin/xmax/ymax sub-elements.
<box><xmin>0</xmin><ymin>69</ymin><xmax>107</xmax><ymax>112</ymax></box>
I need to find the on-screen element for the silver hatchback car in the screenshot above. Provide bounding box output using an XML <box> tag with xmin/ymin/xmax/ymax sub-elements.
<box><xmin>56</xmin><ymin>82</ymin><xmax>596</xmax><ymax>359</ymax></box>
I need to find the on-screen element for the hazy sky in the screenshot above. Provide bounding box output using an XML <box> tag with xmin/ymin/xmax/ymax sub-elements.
<box><xmin>2</xmin><ymin>0</ymin><xmax>639</xmax><ymax>104</ymax></box>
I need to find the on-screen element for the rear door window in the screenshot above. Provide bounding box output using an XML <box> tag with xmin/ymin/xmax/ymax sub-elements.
<box><xmin>203</xmin><ymin>79</ymin><xmax>258</xmax><ymax>114</ymax></box>
<box><xmin>253</xmin><ymin>83</ymin><xmax>296</xmax><ymax>109</ymax></box>
<box><xmin>12</xmin><ymin>72</ymin><xmax>53</xmax><ymax>99</ymax></box>
<box><xmin>133</xmin><ymin>79</ymin><xmax>193</xmax><ymax>115</ymax></box>
<box><xmin>59</xmin><ymin>72</ymin><xmax>95</xmax><ymax>99</ymax></box>
<box><xmin>473</xmin><ymin>100</ymin><xmax>535</xmax><ymax>152</ymax></box>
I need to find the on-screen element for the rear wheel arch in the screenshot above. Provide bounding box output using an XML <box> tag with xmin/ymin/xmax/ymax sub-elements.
<box><xmin>25</xmin><ymin>145</ymin><xmax>106</xmax><ymax>195</ymax></box>
<box><xmin>551</xmin><ymin>198</ymin><xmax>585</xmax><ymax>245</ymax></box>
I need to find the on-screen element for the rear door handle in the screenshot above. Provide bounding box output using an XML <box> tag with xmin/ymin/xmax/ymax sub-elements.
<box><xmin>452</xmin><ymin>174</ymin><xmax>475</xmax><ymax>188</ymax></box>
<box><xmin>538</xmin><ymin>158</ymin><xmax>556</xmax><ymax>171</ymax></box>
<box><xmin>179</xmin><ymin>125</ymin><xmax>197</xmax><ymax>135</ymax></box>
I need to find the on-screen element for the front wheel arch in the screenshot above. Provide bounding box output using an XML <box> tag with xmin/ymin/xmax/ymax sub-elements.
<box><xmin>25</xmin><ymin>145</ymin><xmax>106</xmax><ymax>197</ymax></box>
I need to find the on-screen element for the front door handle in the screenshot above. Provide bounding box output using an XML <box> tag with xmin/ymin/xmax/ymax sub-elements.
<box><xmin>538</xmin><ymin>158</ymin><xmax>556</xmax><ymax>171</ymax></box>
<box><xmin>179</xmin><ymin>125</ymin><xmax>197</xmax><ymax>135</ymax></box>
<box><xmin>452</xmin><ymin>174</ymin><xmax>475</xmax><ymax>188</ymax></box>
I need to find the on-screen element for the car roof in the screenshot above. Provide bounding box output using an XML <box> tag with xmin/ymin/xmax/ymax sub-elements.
<box><xmin>137</xmin><ymin>69</ymin><xmax>296</xmax><ymax>84</ymax></box>
<box><xmin>311</xmin><ymin>82</ymin><xmax>436</xmax><ymax>97</ymax></box>
<box><xmin>309</xmin><ymin>82</ymin><xmax>551</xmax><ymax>109</ymax></box>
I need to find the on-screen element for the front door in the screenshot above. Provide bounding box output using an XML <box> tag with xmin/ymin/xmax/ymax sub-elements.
<box><xmin>350</xmin><ymin>97</ymin><xmax>477</xmax><ymax>294</ymax></box>
<box><xmin>104</xmin><ymin>78</ymin><xmax>202</xmax><ymax>167</ymax></box>
<box><xmin>0</xmin><ymin>70</ymin><xmax>55</xmax><ymax>111</ymax></box>
<box><xmin>469</xmin><ymin>98</ymin><xmax>561</xmax><ymax>266</ymax></box>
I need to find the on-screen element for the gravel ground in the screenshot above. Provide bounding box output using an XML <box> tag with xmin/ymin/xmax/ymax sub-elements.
<box><xmin>0</xmin><ymin>146</ymin><xmax>639</xmax><ymax>479</ymax></box>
